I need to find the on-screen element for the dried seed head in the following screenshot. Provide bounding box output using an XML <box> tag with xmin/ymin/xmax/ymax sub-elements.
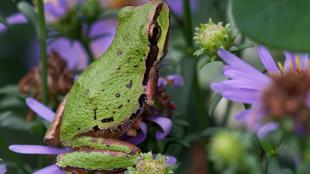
<box><xmin>19</xmin><ymin>51</ymin><xmax>74</xmax><ymax>103</ymax></box>
<box><xmin>262</xmin><ymin>70</ymin><xmax>310</xmax><ymax>134</ymax></box>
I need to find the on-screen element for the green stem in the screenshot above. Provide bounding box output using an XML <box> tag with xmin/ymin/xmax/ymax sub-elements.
<box><xmin>193</xmin><ymin>70</ymin><xmax>208</xmax><ymax>129</ymax></box>
<box><xmin>81</xmin><ymin>40</ymin><xmax>95</xmax><ymax>63</ymax></box>
<box><xmin>221</xmin><ymin>101</ymin><xmax>232</xmax><ymax>126</ymax></box>
<box><xmin>182</xmin><ymin>0</ymin><xmax>207</xmax><ymax>129</ymax></box>
<box><xmin>37</xmin><ymin>0</ymin><xmax>48</xmax><ymax>104</ymax></box>
<box><xmin>182</xmin><ymin>0</ymin><xmax>194</xmax><ymax>48</ymax></box>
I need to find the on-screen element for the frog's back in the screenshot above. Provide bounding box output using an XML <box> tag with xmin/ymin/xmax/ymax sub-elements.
<box><xmin>60</xmin><ymin>2</ymin><xmax>157</xmax><ymax>143</ymax></box>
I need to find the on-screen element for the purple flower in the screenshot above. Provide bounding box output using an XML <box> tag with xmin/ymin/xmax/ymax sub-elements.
<box><xmin>211</xmin><ymin>46</ymin><xmax>310</xmax><ymax>135</ymax></box>
<box><xmin>1</xmin><ymin>1</ymin><xmax>116</xmax><ymax>70</ymax></box>
<box><xmin>0</xmin><ymin>13</ymin><xmax>27</xmax><ymax>32</ymax></box>
<box><xmin>257</xmin><ymin>122</ymin><xmax>278</xmax><ymax>139</ymax></box>
<box><xmin>165</xmin><ymin>155</ymin><xmax>177</xmax><ymax>166</ymax></box>
<box><xmin>44</xmin><ymin>0</ymin><xmax>81</xmax><ymax>23</ymax></box>
<box><xmin>166</xmin><ymin>0</ymin><xmax>198</xmax><ymax>16</ymax></box>
<box><xmin>147</xmin><ymin>116</ymin><xmax>173</xmax><ymax>140</ymax></box>
<box><xmin>0</xmin><ymin>164</ymin><xmax>6</xmax><ymax>174</ymax></box>
<box><xmin>158</xmin><ymin>74</ymin><xmax>184</xmax><ymax>88</ymax></box>
<box><xmin>9</xmin><ymin>145</ymin><xmax>68</xmax><ymax>174</ymax></box>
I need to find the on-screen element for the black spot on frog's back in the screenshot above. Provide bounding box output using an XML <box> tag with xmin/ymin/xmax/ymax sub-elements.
<box><xmin>92</xmin><ymin>125</ymin><xmax>100</xmax><ymax>132</ymax></box>
<box><xmin>115</xmin><ymin>93</ymin><xmax>121</xmax><ymax>98</ymax></box>
<box><xmin>125</xmin><ymin>80</ymin><xmax>133</xmax><ymax>88</ymax></box>
<box><xmin>101</xmin><ymin>117</ymin><xmax>114</xmax><ymax>123</ymax></box>
<box><xmin>117</xmin><ymin>50</ymin><xmax>123</xmax><ymax>56</ymax></box>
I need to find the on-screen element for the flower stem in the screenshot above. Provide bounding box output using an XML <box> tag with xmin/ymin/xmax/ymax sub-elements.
<box><xmin>182</xmin><ymin>0</ymin><xmax>207</xmax><ymax>129</ymax></box>
<box><xmin>182</xmin><ymin>0</ymin><xmax>194</xmax><ymax>48</ymax></box>
<box><xmin>81</xmin><ymin>40</ymin><xmax>95</xmax><ymax>63</ymax></box>
<box><xmin>37</xmin><ymin>0</ymin><xmax>48</xmax><ymax>104</ymax></box>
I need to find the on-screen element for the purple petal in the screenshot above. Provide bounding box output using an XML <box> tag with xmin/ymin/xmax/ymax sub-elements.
<box><xmin>211</xmin><ymin>83</ymin><xmax>261</xmax><ymax>104</ymax></box>
<box><xmin>148</xmin><ymin>116</ymin><xmax>172</xmax><ymax>140</ymax></box>
<box><xmin>25</xmin><ymin>98</ymin><xmax>55</xmax><ymax>122</ymax></box>
<box><xmin>167</xmin><ymin>75</ymin><xmax>184</xmax><ymax>87</ymax></box>
<box><xmin>166</xmin><ymin>0</ymin><xmax>198</xmax><ymax>16</ymax></box>
<box><xmin>165</xmin><ymin>155</ymin><xmax>177</xmax><ymax>166</ymax></box>
<box><xmin>299</xmin><ymin>54</ymin><xmax>309</xmax><ymax>70</ymax></box>
<box><xmin>257</xmin><ymin>46</ymin><xmax>279</xmax><ymax>73</ymax></box>
<box><xmin>124</xmin><ymin>122</ymin><xmax>147</xmax><ymax>145</ymax></box>
<box><xmin>45</xmin><ymin>3</ymin><xmax>64</xmax><ymax>19</ymax></box>
<box><xmin>157</xmin><ymin>77</ymin><xmax>167</xmax><ymax>87</ymax></box>
<box><xmin>284</xmin><ymin>52</ymin><xmax>296</xmax><ymax>70</ymax></box>
<box><xmin>235</xmin><ymin>109</ymin><xmax>253</xmax><ymax>121</ymax></box>
<box><xmin>222</xmin><ymin>65</ymin><xmax>271</xmax><ymax>89</ymax></box>
<box><xmin>257</xmin><ymin>122</ymin><xmax>278</xmax><ymax>139</ymax></box>
<box><xmin>0</xmin><ymin>13</ymin><xmax>27</xmax><ymax>32</ymax></box>
<box><xmin>7</xmin><ymin>13</ymin><xmax>27</xmax><ymax>25</ymax></box>
<box><xmin>218</xmin><ymin>49</ymin><xmax>270</xmax><ymax>85</ymax></box>
<box><xmin>0</xmin><ymin>164</ymin><xmax>7</xmax><ymax>174</ymax></box>
<box><xmin>9</xmin><ymin>145</ymin><xmax>70</xmax><ymax>155</ymax></box>
<box><xmin>90</xmin><ymin>19</ymin><xmax>117</xmax><ymax>58</ymax></box>
<box><xmin>221</xmin><ymin>79</ymin><xmax>265</xmax><ymax>90</ymax></box>
<box><xmin>33</xmin><ymin>164</ymin><xmax>65</xmax><ymax>174</ymax></box>
<box><xmin>222</xmin><ymin>89</ymin><xmax>261</xmax><ymax>104</ymax></box>
<box><xmin>48</xmin><ymin>38</ymin><xmax>88</xmax><ymax>70</ymax></box>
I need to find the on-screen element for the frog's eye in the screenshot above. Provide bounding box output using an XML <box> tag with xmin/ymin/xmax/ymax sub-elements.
<box><xmin>149</xmin><ymin>22</ymin><xmax>161</xmax><ymax>43</ymax></box>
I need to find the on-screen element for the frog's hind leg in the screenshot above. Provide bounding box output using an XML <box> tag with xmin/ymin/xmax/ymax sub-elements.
<box><xmin>57</xmin><ymin>136</ymin><xmax>140</xmax><ymax>173</ymax></box>
<box><xmin>57</xmin><ymin>149</ymin><xmax>137</xmax><ymax>174</ymax></box>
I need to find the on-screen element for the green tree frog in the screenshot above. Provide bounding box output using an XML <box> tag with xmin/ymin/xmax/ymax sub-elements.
<box><xmin>44</xmin><ymin>0</ymin><xmax>170</xmax><ymax>173</ymax></box>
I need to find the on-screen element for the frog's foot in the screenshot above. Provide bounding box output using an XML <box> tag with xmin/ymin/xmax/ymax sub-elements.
<box><xmin>57</xmin><ymin>149</ymin><xmax>138</xmax><ymax>174</ymax></box>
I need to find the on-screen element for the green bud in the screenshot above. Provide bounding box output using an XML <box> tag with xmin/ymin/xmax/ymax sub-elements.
<box><xmin>194</xmin><ymin>19</ymin><xmax>234</xmax><ymax>58</ymax></box>
<box><xmin>127</xmin><ymin>152</ymin><xmax>172</xmax><ymax>174</ymax></box>
<box><xmin>209</xmin><ymin>131</ymin><xmax>245</xmax><ymax>167</ymax></box>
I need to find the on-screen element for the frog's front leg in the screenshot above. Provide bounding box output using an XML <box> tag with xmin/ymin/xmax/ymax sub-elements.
<box><xmin>146</xmin><ymin>61</ymin><xmax>160</xmax><ymax>105</ymax></box>
<box><xmin>57</xmin><ymin>136</ymin><xmax>140</xmax><ymax>173</ymax></box>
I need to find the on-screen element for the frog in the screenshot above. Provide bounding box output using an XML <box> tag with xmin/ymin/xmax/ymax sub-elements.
<box><xmin>43</xmin><ymin>0</ymin><xmax>170</xmax><ymax>173</ymax></box>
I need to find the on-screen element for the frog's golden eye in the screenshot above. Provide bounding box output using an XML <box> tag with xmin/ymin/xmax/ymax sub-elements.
<box><xmin>149</xmin><ymin>22</ymin><xmax>161</xmax><ymax>43</ymax></box>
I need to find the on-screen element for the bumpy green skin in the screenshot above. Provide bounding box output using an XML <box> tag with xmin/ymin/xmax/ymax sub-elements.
<box><xmin>55</xmin><ymin>0</ymin><xmax>170</xmax><ymax>171</ymax></box>
<box><xmin>69</xmin><ymin>137</ymin><xmax>132</xmax><ymax>153</ymax></box>
<box><xmin>61</xmin><ymin>2</ymin><xmax>154</xmax><ymax>144</ymax></box>
<box><xmin>57</xmin><ymin>151</ymin><xmax>138</xmax><ymax>171</ymax></box>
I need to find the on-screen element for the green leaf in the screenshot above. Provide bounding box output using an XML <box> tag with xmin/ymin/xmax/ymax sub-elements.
<box><xmin>0</xmin><ymin>97</ymin><xmax>24</xmax><ymax>109</ymax></box>
<box><xmin>232</xmin><ymin>0</ymin><xmax>310</xmax><ymax>52</ymax></box>
<box><xmin>0</xmin><ymin>111</ymin><xmax>30</xmax><ymax>130</ymax></box>
<box><xmin>17</xmin><ymin>1</ymin><xmax>38</xmax><ymax>33</ymax></box>
<box><xmin>208</xmin><ymin>93</ymin><xmax>222</xmax><ymax>117</ymax></box>
<box><xmin>0</xmin><ymin>85</ymin><xmax>20</xmax><ymax>96</ymax></box>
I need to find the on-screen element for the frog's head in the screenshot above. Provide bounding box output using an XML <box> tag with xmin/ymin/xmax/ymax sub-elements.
<box><xmin>118</xmin><ymin>0</ymin><xmax>170</xmax><ymax>60</ymax></box>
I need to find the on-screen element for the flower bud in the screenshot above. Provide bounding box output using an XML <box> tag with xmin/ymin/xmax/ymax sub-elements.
<box><xmin>209</xmin><ymin>131</ymin><xmax>245</xmax><ymax>167</ymax></box>
<box><xmin>194</xmin><ymin>19</ymin><xmax>234</xmax><ymax>58</ymax></box>
<box><xmin>127</xmin><ymin>153</ymin><xmax>172</xmax><ymax>174</ymax></box>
